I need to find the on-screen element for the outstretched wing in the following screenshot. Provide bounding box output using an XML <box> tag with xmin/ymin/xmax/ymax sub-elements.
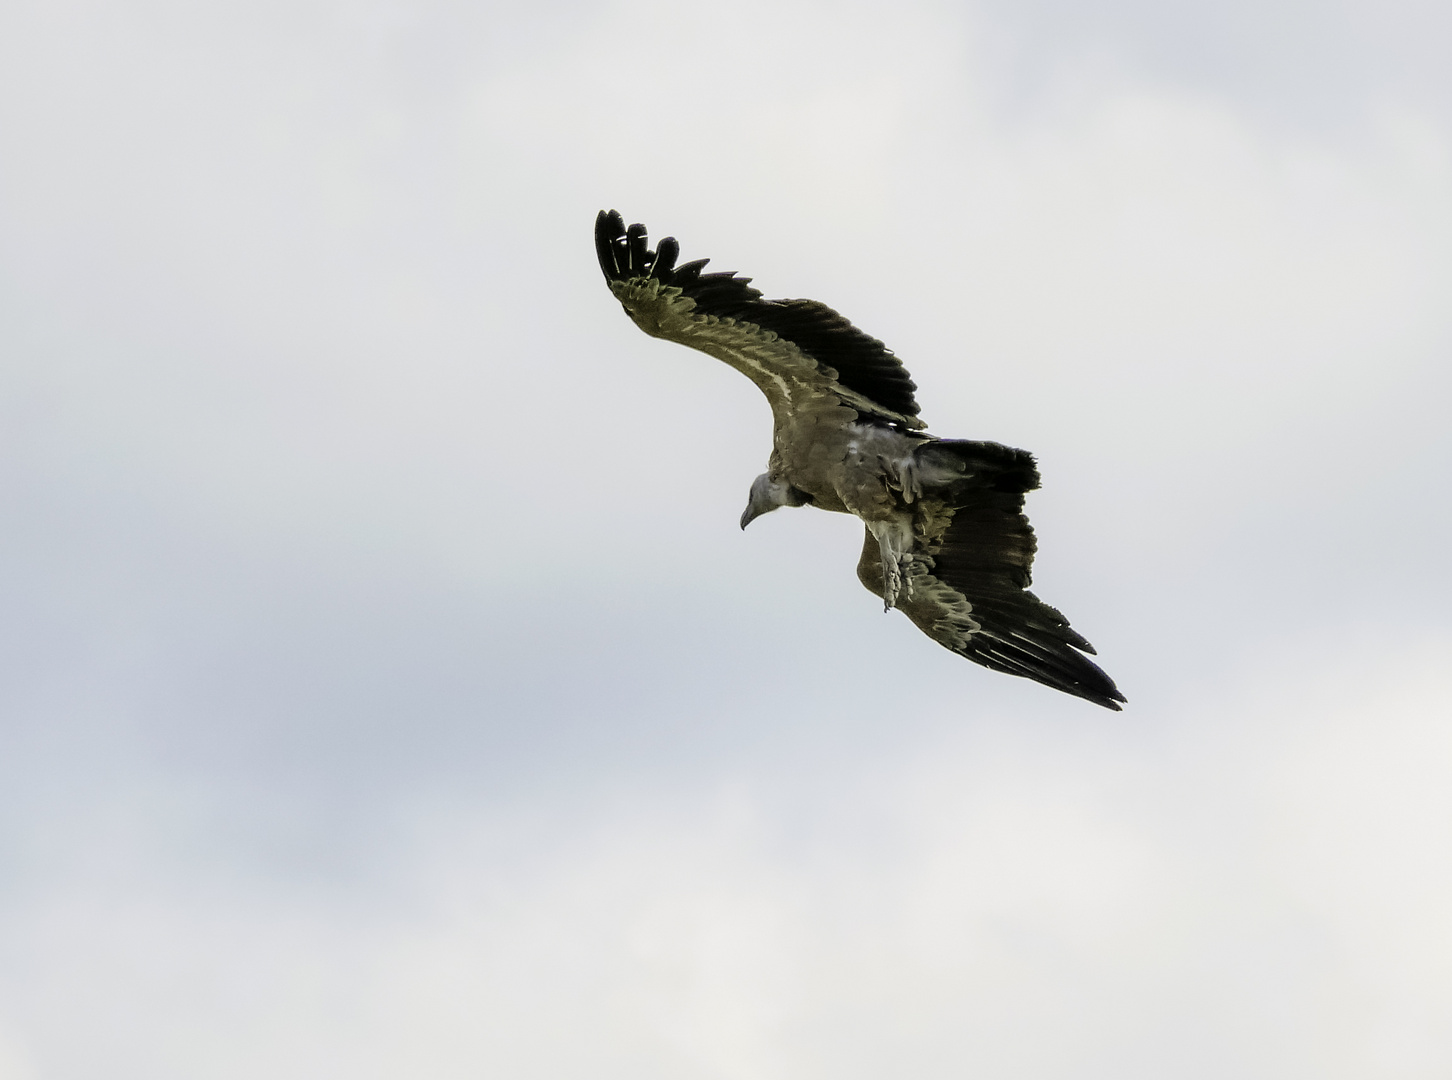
<box><xmin>596</xmin><ymin>210</ymin><xmax>925</xmax><ymax>429</ymax></box>
<box><xmin>856</xmin><ymin>440</ymin><xmax>1126</xmax><ymax>710</ymax></box>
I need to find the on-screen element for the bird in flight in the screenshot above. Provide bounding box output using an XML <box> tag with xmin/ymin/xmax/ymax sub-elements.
<box><xmin>596</xmin><ymin>211</ymin><xmax>1125</xmax><ymax>710</ymax></box>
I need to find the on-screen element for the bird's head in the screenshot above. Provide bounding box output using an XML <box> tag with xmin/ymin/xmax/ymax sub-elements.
<box><xmin>740</xmin><ymin>473</ymin><xmax>811</xmax><ymax>529</ymax></box>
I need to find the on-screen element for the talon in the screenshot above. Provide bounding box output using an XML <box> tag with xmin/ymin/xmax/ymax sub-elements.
<box><xmin>882</xmin><ymin>566</ymin><xmax>901</xmax><ymax>610</ymax></box>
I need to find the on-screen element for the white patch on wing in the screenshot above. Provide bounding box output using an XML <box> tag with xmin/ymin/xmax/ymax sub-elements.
<box><xmin>695</xmin><ymin>321</ymin><xmax>797</xmax><ymax>405</ymax></box>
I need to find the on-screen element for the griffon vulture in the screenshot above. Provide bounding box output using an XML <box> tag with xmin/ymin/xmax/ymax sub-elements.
<box><xmin>596</xmin><ymin>210</ymin><xmax>1125</xmax><ymax>710</ymax></box>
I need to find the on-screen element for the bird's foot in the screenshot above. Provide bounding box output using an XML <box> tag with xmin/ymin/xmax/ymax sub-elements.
<box><xmin>880</xmin><ymin>551</ymin><xmax>916</xmax><ymax>611</ymax></box>
<box><xmin>868</xmin><ymin>515</ymin><xmax>917</xmax><ymax>612</ymax></box>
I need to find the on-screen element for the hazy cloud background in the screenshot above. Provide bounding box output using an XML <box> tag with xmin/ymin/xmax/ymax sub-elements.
<box><xmin>1</xmin><ymin>0</ymin><xmax>1449</xmax><ymax>1076</ymax></box>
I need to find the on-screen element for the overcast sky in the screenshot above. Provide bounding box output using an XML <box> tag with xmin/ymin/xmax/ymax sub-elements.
<box><xmin>1</xmin><ymin>0</ymin><xmax>1450</xmax><ymax>1077</ymax></box>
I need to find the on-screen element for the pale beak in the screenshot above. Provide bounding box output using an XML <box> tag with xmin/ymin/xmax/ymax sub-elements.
<box><xmin>740</xmin><ymin>473</ymin><xmax>778</xmax><ymax>530</ymax></box>
<box><xmin>740</xmin><ymin>492</ymin><xmax>772</xmax><ymax>530</ymax></box>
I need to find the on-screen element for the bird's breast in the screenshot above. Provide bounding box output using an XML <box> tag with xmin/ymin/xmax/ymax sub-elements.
<box><xmin>772</xmin><ymin>419</ymin><xmax>919</xmax><ymax>518</ymax></box>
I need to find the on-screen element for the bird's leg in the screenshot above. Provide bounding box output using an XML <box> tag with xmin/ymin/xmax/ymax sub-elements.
<box><xmin>867</xmin><ymin>516</ymin><xmax>916</xmax><ymax>611</ymax></box>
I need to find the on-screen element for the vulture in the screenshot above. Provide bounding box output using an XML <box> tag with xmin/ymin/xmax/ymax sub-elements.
<box><xmin>595</xmin><ymin>210</ymin><xmax>1126</xmax><ymax>710</ymax></box>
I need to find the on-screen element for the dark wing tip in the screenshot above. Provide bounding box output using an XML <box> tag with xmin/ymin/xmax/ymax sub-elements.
<box><xmin>671</xmin><ymin>258</ymin><xmax>712</xmax><ymax>286</ymax></box>
<box><xmin>626</xmin><ymin>222</ymin><xmax>650</xmax><ymax>275</ymax></box>
<box><xmin>595</xmin><ymin>210</ymin><xmax>690</xmax><ymax>286</ymax></box>
<box><xmin>972</xmin><ymin>591</ymin><xmax>1127</xmax><ymax>709</ymax></box>
<box><xmin>655</xmin><ymin>236</ymin><xmax>680</xmax><ymax>276</ymax></box>
<box><xmin>595</xmin><ymin>209</ymin><xmax>659</xmax><ymax>282</ymax></box>
<box><xmin>976</xmin><ymin>629</ymin><xmax>1126</xmax><ymax>710</ymax></box>
<box><xmin>1098</xmin><ymin>684</ymin><xmax>1129</xmax><ymax>710</ymax></box>
<box><xmin>595</xmin><ymin>209</ymin><xmax>628</xmax><ymax>280</ymax></box>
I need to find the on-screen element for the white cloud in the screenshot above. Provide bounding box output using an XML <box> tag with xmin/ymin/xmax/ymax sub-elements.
<box><xmin>5</xmin><ymin>637</ymin><xmax>1451</xmax><ymax>1078</ymax></box>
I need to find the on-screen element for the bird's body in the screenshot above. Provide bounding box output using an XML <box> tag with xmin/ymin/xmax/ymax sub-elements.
<box><xmin>596</xmin><ymin>210</ymin><xmax>1126</xmax><ymax>710</ymax></box>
